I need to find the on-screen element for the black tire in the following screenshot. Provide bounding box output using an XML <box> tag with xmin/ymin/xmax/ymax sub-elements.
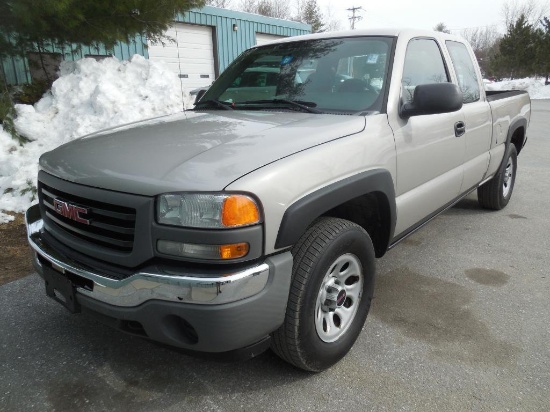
<box><xmin>271</xmin><ymin>217</ymin><xmax>375</xmax><ymax>372</ymax></box>
<box><xmin>478</xmin><ymin>144</ymin><xmax>518</xmax><ymax>210</ymax></box>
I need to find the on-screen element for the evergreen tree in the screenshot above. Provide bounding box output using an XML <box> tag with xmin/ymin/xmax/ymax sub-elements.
<box><xmin>0</xmin><ymin>0</ymin><xmax>205</xmax><ymax>59</ymax></box>
<box><xmin>302</xmin><ymin>0</ymin><xmax>325</xmax><ymax>33</ymax></box>
<box><xmin>433</xmin><ymin>22</ymin><xmax>451</xmax><ymax>34</ymax></box>
<box><xmin>491</xmin><ymin>14</ymin><xmax>537</xmax><ymax>79</ymax></box>
<box><xmin>535</xmin><ymin>17</ymin><xmax>550</xmax><ymax>84</ymax></box>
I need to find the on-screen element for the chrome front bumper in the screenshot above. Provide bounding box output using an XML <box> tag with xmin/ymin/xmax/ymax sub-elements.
<box><xmin>26</xmin><ymin>205</ymin><xmax>271</xmax><ymax>307</ymax></box>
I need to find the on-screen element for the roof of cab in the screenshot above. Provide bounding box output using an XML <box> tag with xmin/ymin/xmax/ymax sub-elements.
<box><xmin>251</xmin><ymin>28</ymin><xmax>465</xmax><ymax>47</ymax></box>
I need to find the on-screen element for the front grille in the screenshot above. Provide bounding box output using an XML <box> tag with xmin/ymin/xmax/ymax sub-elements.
<box><xmin>39</xmin><ymin>182</ymin><xmax>136</xmax><ymax>252</ymax></box>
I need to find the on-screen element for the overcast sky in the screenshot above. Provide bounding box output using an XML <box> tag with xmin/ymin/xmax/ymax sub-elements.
<box><xmin>317</xmin><ymin>0</ymin><xmax>512</xmax><ymax>33</ymax></box>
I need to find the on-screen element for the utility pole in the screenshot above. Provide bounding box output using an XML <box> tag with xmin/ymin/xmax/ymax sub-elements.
<box><xmin>347</xmin><ymin>6</ymin><xmax>363</xmax><ymax>30</ymax></box>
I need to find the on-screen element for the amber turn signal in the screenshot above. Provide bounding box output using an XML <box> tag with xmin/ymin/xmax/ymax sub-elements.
<box><xmin>219</xmin><ymin>243</ymin><xmax>249</xmax><ymax>259</ymax></box>
<box><xmin>221</xmin><ymin>195</ymin><xmax>260</xmax><ymax>227</ymax></box>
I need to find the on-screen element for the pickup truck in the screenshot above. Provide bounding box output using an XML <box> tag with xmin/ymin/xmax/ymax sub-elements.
<box><xmin>26</xmin><ymin>29</ymin><xmax>530</xmax><ymax>372</ymax></box>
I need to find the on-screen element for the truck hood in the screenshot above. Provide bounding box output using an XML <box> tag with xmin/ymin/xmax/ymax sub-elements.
<box><xmin>40</xmin><ymin>110</ymin><xmax>365</xmax><ymax>196</ymax></box>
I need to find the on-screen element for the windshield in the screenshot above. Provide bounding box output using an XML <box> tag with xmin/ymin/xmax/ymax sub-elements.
<box><xmin>199</xmin><ymin>36</ymin><xmax>395</xmax><ymax>114</ymax></box>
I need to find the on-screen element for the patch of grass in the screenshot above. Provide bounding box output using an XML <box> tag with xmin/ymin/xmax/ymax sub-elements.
<box><xmin>0</xmin><ymin>212</ymin><xmax>34</xmax><ymax>285</ymax></box>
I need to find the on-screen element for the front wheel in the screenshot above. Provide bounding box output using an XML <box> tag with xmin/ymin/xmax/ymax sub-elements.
<box><xmin>271</xmin><ymin>217</ymin><xmax>375</xmax><ymax>372</ymax></box>
<box><xmin>478</xmin><ymin>144</ymin><xmax>518</xmax><ymax>210</ymax></box>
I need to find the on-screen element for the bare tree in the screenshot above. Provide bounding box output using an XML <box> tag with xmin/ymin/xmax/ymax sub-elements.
<box><xmin>238</xmin><ymin>0</ymin><xmax>257</xmax><ymax>13</ymax></box>
<box><xmin>324</xmin><ymin>3</ymin><xmax>343</xmax><ymax>32</ymax></box>
<box><xmin>205</xmin><ymin>0</ymin><xmax>234</xmax><ymax>7</ymax></box>
<box><xmin>256</xmin><ymin>0</ymin><xmax>291</xmax><ymax>19</ymax></box>
<box><xmin>238</xmin><ymin>0</ymin><xmax>342</xmax><ymax>31</ymax></box>
<box><xmin>238</xmin><ymin>0</ymin><xmax>290</xmax><ymax>18</ymax></box>
<box><xmin>502</xmin><ymin>0</ymin><xmax>549</xmax><ymax>27</ymax></box>
<box><xmin>461</xmin><ymin>26</ymin><xmax>501</xmax><ymax>51</ymax></box>
<box><xmin>461</xmin><ymin>26</ymin><xmax>502</xmax><ymax>75</ymax></box>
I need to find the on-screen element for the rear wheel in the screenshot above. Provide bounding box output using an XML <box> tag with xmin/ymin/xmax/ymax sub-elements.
<box><xmin>271</xmin><ymin>217</ymin><xmax>375</xmax><ymax>372</ymax></box>
<box><xmin>478</xmin><ymin>144</ymin><xmax>517</xmax><ymax>210</ymax></box>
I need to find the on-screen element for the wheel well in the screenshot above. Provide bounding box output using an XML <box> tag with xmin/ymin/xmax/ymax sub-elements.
<box><xmin>510</xmin><ymin>126</ymin><xmax>525</xmax><ymax>155</ymax></box>
<box><xmin>322</xmin><ymin>192</ymin><xmax>391</xmax><ymax>258</ymax></box>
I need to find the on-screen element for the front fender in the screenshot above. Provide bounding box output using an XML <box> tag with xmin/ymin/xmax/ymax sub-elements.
<box><xmin>275</xmin><ymin>169</ymin><xmax>396</xmax><ymax>250</ymax></box>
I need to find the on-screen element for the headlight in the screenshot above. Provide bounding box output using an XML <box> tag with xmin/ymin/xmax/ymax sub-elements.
<box><xmin>157</xmin><ymin>193</ymin><xmax>261</xmax><ymax>228</ymax></box>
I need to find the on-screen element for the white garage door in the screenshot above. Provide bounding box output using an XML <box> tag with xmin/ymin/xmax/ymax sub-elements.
<box><xmin>256</xmin><ymin>33</ymin><xmax>286</xmax><ymax>46</ymax></box>
<box><xmin>148</xmin><ymin>23</ymin><xmax>216</xmax><ymax>91</ymax></box>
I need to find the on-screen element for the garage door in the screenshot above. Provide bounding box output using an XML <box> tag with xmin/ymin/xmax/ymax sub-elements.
<box><xmin>148</xmin><ymin>23</ymin><xmax>216</xmax><ymax>90</ymax></box>
<box><xmin>255</xmin><ymin>33</ymin><xmax>286</xmax><ymax>46</ymax></box>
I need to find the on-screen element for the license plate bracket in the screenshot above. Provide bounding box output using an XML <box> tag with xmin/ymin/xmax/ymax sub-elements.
<box><xmin>43</xmin><ymin>266</ymin><xmax>81</xmax><ymax>313</ymax></box>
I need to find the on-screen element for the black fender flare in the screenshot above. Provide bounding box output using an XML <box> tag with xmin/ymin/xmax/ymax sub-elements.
<box><xmin>275</xmin><ymin>169</ymin><xmax>396</xmax><ymax>250</ymax></box>
<box><xmin>505</xmin><ymin>117</ymin><xmax>528</xmax><ymax>148</ymax></box>
<box><xmin>494</xmin><ymin>117</ymin><xmax>528</xmax><ymax>174</ymax></box>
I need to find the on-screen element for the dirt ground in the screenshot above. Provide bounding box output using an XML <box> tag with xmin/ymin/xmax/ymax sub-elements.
<box><xmin>0</xmin><ymin>213</ymin><xmax>34</xmax><ymax>285</ymax></box>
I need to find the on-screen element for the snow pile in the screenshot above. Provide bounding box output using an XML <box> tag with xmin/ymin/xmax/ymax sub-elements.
<box><xmin>486</xmin><ymin>77</ymin><xmax>550</xmax><ymax>99</ymax></box>
<box><xmin>0</xmin><ymin>55</ymin><xmax>185</xmax><ymax>223</ymax></box>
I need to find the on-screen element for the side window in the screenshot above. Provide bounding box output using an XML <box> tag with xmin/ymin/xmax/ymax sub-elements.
<box><xmin>446</xmin><ymin>41</ymin><xmax>480</xmax><ymax>103</ymax></box>
<box><xmin>402</xmin><ymin>39</ymin><xmax>449</xmax><ymax>102</ymax></box>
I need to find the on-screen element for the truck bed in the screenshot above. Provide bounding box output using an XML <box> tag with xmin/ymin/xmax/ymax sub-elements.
<box><xmin>486</xmin><ymin>89</ymin><xmax>528</xmax><ymax>102</ymax></box>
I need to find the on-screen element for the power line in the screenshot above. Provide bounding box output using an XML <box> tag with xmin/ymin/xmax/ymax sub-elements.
<box><xmin>347</xmin><ymin>6</ymin><xmax>363</xmax><ymax>30</ymax></box>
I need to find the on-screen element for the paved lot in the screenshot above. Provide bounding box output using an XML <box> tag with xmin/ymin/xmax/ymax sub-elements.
<box><xmin>1</xmin><ymin>101</ymin><xmax>549</xmax><ymax>411</ymax></box>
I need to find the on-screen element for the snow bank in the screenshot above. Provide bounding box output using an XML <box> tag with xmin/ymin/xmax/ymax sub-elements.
<box><xmin>0</xmin><ymin>55</ymin><xmax>185</xmax><ymax>223</ymax></box>
<box><xmin>485</xmin><ymin>77</ymin><xmax>550</xmax><ymax>99</ymax></box>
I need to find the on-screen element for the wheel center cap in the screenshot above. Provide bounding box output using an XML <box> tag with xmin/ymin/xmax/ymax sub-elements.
<box><xmin>323</xmin><ymin>284</ymin><xmax>346</xmax><ymax>311</ymax></box>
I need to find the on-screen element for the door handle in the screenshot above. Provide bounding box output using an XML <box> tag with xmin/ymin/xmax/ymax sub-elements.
<box><xmin>455</xmin><ymin>121</ymin><xmax>466</xmax><ymax>137</ymax></box>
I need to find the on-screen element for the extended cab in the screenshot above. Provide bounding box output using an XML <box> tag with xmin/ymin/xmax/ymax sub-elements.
<box><xmin>26</xmin><ymin>29</ymin><xmax>530</xmax><ymax>371</ymax></box>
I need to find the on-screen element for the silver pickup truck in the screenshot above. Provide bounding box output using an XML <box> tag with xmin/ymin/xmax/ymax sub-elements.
<box><xmin>26</xmin><ymin>29</ymin><xmax>530</xmax><ymax>371</ymax></box>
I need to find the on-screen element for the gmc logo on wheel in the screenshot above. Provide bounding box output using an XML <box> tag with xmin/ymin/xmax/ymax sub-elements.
<box><xmin>53</xmin><ymin>199</ymin><xmax>90</xmax><ymax>225</ymax></box>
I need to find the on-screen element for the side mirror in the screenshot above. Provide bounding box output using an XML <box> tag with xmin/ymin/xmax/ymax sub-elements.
<box><xmin>400</xmin><ymin>83</ymin><xmax>463</xmax><ymax>118</ymax></box>
<box><xmin>194</xmin><ymin>89</ymin><xmax>207</xmax><ymax>105</ymax></box>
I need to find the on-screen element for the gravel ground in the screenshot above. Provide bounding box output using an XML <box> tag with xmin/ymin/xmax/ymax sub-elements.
<box><xmin>1</xmin><ymin>100</ymin><xmax>548</xmax><ymax>411</ymax></box>
<box><xmin>0</xmin><ymin>213</ymin><xmax>33</xmax><ymax>285</ymax></box>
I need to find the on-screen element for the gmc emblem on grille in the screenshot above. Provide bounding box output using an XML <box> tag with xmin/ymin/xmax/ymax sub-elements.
<box><xmin>53</xmin><ymin>199</ymin><xmax>90</xmax><ymax>225</ymax></box>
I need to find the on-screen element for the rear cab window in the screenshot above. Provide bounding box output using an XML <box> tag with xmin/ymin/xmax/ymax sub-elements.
<box><xmin>445</xmin><ymin>41</ymin><xmax>481</xmax><ymax>103</ymax></box>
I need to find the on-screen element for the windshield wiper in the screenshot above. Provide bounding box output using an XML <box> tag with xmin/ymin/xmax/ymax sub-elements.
<box><xmin>240</xmin><ymin>99</ymin><xmax>322</xmax><ymax>114</ymax></box>
<box><xmin>194</xmin><ymin>99</ymin><xmax>233</xmax><ymax>110</ymax></box>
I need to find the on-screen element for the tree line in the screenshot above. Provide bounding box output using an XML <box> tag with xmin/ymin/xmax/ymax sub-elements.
<box><xmin>3</xmin><ymin>0</ymin><xmax>549</xmax><ymax>91</ymax></box>
<box><xmin>207</xmin><ymin>0</ymin><xmax>339</xmax><ymax>33</ymax></box>
<box><xmin>435</xmin><ymin>1</ymin><xmax>550</xmax><ymax>83</ymax></box>
<box><xmin>492</xmin><ymin>15</ymin><xmax>550</xmax><ymax>82</ymax></box>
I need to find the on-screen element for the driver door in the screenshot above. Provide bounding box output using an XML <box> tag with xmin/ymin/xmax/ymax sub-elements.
<box><xmin>389</xmin><ymin>37</ymin><xmax>465</xmax><ymax>237</ymax></box>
